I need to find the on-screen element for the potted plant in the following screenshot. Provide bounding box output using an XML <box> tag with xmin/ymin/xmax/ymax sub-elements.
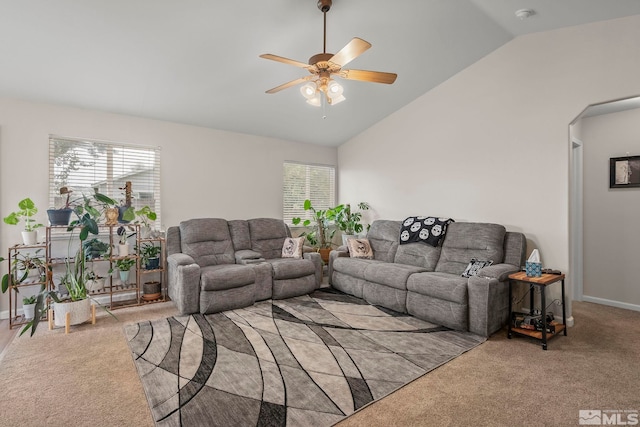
<box><xmin>84</xmin><ymin>269</ymin><xmax>106</xmax><ymax>293</ymax></box>
<box><xmin>3</xmin><ymin>197</ymin><xmax>44</xmax><ymax>245</ymax></box>
<box><xmin>116</xmin><ymin>226</ymin><xmax>135</xmax><ymax>256</ymax></box>
<box><xmin>292</xmin><ymin>199</ymin><xmax>337</xmax><ymax>263</ymax></box>
<box><xmin>330</xmin><ymin>202</ymin><xmax>371</xmax><ymax>246</ymax></box>
<box><xmin>118</xmin><ymin>181</ymin><xmax>135</xmax><ymax>223</ymax></box>
<box><xmin>47</xmin><ymin>187</ymin><xmax>74</xmax><ymax>226</ymax></box>
<box><xmin>22</xmin><ymin>295</ymin><xmax>37</xmax><ymax>320</ymax></box>
<box><xmin>139</xmin><ymin>242</ymin><xmax>161</xmax><ymax>270</ymax></box>
<box><xmin>82</xmin><ymin>238</ymin><xmax>111</xmax><ymax>260</ymax></box>
<box><xmin>134</xmin><ymin>205</ymin><xmax>157</xmax><ymax>238</ymax></box>
<box><xmin>116</xmin><ymin>257</ymin><xmax>136</xmax><ymax>283</ymax></box>
<box><xmin>1</xmin><ymin>249</ymin><xmax>46</xmax><ymax>293</ymax></box>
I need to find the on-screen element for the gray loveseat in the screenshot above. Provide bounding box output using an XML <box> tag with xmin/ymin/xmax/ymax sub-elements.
<box><xmin>328</xmin><ymin>220</ymin><xmax>526</xmax><ymax>337</ymax></box>
<box><xmin>166</xmin><ymin>218</ymin><xmax>322</xmax><ymax>315</ymax></box>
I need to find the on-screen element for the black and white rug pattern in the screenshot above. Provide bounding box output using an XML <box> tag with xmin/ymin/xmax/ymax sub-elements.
<box><xmin>125</xmin><ymin>289</ymin><xmax>485</xmax><ymax>427</ymax></box>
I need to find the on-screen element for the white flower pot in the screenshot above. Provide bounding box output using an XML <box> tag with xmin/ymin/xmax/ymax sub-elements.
<box><xmin>53</xmin><ymin>298</ymin><xmax>91</xmax><ymax>327</ymax></box>
<box><xmin>86</xmin><ymin>277</ymin><xmax>105</xmax><ymax>292</ymax></box>
<box><xmin>23</xmin><ymin>303</ymin><xmax>36</xmax><ymax>320</ymax></box>
<box><xmin>21</xmin><ymin>231</ymin><xmax>38</xmax><ymax>245</ymax></box>
<box><xmin>119</xmin><ymin>270</ymin><xmax>130</xmax><ymax>283</ymax></box>
<box><xmin>119</xmin><ymin>244</ymin><xmax>129</xmax><ymax>257</ymax></box>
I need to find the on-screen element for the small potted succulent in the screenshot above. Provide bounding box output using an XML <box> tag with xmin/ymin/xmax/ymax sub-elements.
<box><xmin>3</xmin><ymin>197</ymin><xmax>44</xmax><ymax>245</ymax></box>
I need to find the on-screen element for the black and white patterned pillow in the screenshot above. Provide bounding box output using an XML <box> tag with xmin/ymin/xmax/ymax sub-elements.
<box><xmin>399</xmin><ymin>216</ymin><xmax>454</xmax><ymax>247</ymax></box>
<box><xmin>461</xmin><ymin>258</ymin><xmax>493</xmax><ymax>278</ymax></box>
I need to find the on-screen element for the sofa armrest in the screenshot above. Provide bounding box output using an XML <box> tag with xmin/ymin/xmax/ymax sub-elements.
<box><xmin>477</xmin><ymin>263</ymin><xmax>520</xmax><ymax>282</ymax></box>
<box><xmin>303</xmin><ymin>251</ymin><xmax>323</xmax><ymax>288</ymax></box>
<box><xmin>467</xmin><ymin>267</ymin><xmax>515</xmax><ymax>337</ymax></box>
<box><xmin>328</xmin><ymin>248</ymin><xmax>350</xmax><ymax>286</ymax></box>
<box><xmin>167</xmin><ymin>253</ymin><xmax>201</xmax><ymax>315</ymax></box>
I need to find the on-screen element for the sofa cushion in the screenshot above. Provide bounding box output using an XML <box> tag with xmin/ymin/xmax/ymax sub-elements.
<box><xmin>281</xmin><ymin>237</ymin><xmax>304</xmax><ymax>258</ymax></box>
<box><xmin>179</xmin><ymin>218</ymin><xmax>235</xmax><ymax>267</ymax></box>
<box><xmin>346</xmin><ymin>238</ymin><xmax>373</xmax><ymax>259</ymax></box>
<box><xmin>367</xmin><ymin>220</ymin><xmax>401</xmax><ymax>263</ymax></box>
<box><xmin>407</xmin><ymin>272</ymin><xmax>468</xmax><ymax>304</ymax></box>
<box><xmin>248</xmin><ymin>218</ymin><xmax>291</xmax><ymax>260</ymax></box>
<box><xmin>200</xmin><ymin>264</ymin><xmax>256</xmax><ymax>291</ymax></box>
<box><xmin>268</xmin><ymin>258</ymin><xmax>316</xmax><ymax>280</ymax></box>
<box><xmin>394</xmin><ymin>242</ymin><xmax>441</xmax><ymax>271</ymax></box>
<box><xmin>228</xmin><ymin>219</ymin><xmax>252</xmax><ymax>251</ymax></box>
<box><xmin>435</xmin><ymin>223</ymin><xmax>506</xmax><ymax>275</ymax></box>
<box><xmin>332</xmin><ymin>257</ymin><xmax>382</xmax><ymax>278</ymax></box>
<box><xmin>364</xmin><ymin>263</ymin><xmax>427</xmax><ymax>291</ymax></box>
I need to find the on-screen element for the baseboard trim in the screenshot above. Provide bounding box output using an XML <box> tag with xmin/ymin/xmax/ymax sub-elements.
<box><xmin>582</xmin><ymin>295</ymin><xmax>640</xmax><ymax>312</ymax></box>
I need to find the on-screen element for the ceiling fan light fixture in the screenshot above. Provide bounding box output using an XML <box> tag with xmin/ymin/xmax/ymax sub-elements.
<box><xmin>327</xmin><ymin>79</ymin><xmax>343</xmax><ymax>95</ymax></box>
<box><xmin>306</xmin><ymin>92</ymin><xmax>321</xmax><ymax>107</ymax></box>
<box><xmin>300</xmin><ymin>82</ymin><xmax>317</xmax><ymax>99</ymax></box>
<box><xmin>329</xmin><ymin>94</ymin><xmax>345</xmax><ymax>105</ymax></box>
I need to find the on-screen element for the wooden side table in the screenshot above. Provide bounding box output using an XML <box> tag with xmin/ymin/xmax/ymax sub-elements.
<box><xmin>507</xmin><ymin>271</ymin><xmax>567</xmax><ymax>350</ymax></box>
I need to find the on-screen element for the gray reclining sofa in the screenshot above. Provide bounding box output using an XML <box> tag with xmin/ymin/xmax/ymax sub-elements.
<box><xmin>329</xmin><ymin>220</ymin><xmax>526</xmax><ymax>337</ymax></box>
<box><xmin>166</xmin><ymin>218</ymin><xmax>322</xmax><ymax>314</ymax></box>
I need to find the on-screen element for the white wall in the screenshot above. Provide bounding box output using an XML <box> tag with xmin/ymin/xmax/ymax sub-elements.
<box><xmin>338</xmin><ymin>15</ymin><xmax>640</xmax><ymax>317</ymax></box>
<box><xmin>581</xmin><ymin>108</ymin><xmax>640</xmax><ymax>309</ymax></box>
<box><xmin>0</xmin><ymin>97</ymin><xmax>337</xmax><ymax>313</ymax></box>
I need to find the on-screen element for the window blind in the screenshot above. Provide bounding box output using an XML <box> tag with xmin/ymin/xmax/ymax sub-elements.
<box><xmin>283</xmin><ymin>161</ymin><xmax>335</xmax><ymax>225</ymax></box>
<box><xmin>48</xmin><ymin>135</ymin><xmax>161</xmax><ymax>228</ymax></box>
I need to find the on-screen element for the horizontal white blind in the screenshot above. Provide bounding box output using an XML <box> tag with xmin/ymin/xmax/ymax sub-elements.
<box><xmin>283</xmin><ymin>161</ymin><xmax>335</xmax><ymax>225</ymax></box>
<box><xmin>48</xmin><ymin>136</ymin><xmax>161</xmax><ymax>228</ymax></box>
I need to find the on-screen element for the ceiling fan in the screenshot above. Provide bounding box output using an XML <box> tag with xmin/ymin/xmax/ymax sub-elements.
<box><xmin>259</xmin><ymin>0</ymin><xmax>397</xmax><ymax>106</ymax></box>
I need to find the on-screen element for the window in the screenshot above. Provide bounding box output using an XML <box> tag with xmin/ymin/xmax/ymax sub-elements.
<box><xmin>283</xmin><ymin>161</ymin><xmax>335</xmax><ymax>225</ymax></box>
<box><xmin>49</xmin><ymin>135</ymin><xmax>161</xmax><ymax>227</ymax></box>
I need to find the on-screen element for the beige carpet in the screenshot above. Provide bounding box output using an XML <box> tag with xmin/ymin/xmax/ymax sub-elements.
<box><xmin>1</xmin><ymin>301</ymin><xmax>639</xmax><ymax>427</ymax></box>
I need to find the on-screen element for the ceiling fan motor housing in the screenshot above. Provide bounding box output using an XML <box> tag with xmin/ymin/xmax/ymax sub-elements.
<box><xmin>317</xmin><ymin>0</ymin><xmax>331</xmax><ymax>13</ymax></box>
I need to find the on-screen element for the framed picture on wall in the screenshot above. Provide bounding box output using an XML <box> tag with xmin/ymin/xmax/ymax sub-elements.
<box><xmin>610</xmin><ymin>155</ymin><xmax>640</xmax><ymax>188</ymax></box>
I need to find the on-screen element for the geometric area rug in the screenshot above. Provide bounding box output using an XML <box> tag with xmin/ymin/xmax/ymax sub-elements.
<box><xmin>124</xmin><ymin>288</ymin><xmax>485</xmax><ymax>427</ymax></box>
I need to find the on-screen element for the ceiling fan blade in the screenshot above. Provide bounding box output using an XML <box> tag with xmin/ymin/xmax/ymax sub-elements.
<box><xmin>329</xmin><ymin>37</ymin><xmax>371</xmax><ymax>67</ymax></box>
<box><xmin>259</xmin><ymin>54</ymin><xmax>310</xmax><ymax>69</ymax></box>
<box><xmin>265</xmin><ymin>76</ymin><xmax>313</xmax><ymax>94</ymax></box>
<box><xmin>340</xmin><ymin>69</ymin><xmax>397</xmax><ymax>84</ymax></box>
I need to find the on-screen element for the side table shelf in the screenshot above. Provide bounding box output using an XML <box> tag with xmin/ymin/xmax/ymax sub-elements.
<box><xmin>507</xmin><ymin>271</ymin><xmax>567</xmax><ymax>350</ymax></box>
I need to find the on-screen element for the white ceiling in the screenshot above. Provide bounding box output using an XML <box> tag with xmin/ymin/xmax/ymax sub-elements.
<box><xmin>2</xmin><ymin>0</ymin><xmax>640</xmax><ymax>146</ymax></box>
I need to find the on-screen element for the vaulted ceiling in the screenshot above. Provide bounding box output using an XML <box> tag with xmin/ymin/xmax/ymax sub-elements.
<box><xmin>2</xmin><ymin>0</ymin><xmax>640</xmax><ymax>146</ymax></box>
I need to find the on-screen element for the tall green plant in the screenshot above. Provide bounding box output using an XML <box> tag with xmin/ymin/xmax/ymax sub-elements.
<box><xmin>291</xmin><ymin>199</ymin><xmax>336</xmax><ymax>249</ymax></box>
<box><xmin>329</xmin><ymin>202</ymin><xmax>370</xmax><ymax>235</ymax></box>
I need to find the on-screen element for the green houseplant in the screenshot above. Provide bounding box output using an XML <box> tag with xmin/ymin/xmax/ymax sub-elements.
<box><xmin>3</xmin><ymin>198</ymin><xmax>44</xmax><ymax>245</ymax></box>
<box><xmin>47</xmin><ymin>187</ymin><xmax>74</xmax><ymax>226</ymax></box>
<box><xmin>14</xmin><ymin>192</ymin><xmax>120</xmax><ymax>336</ymax></box>
<box><xmin>139</xmin><ymin>243</ymin><xmax>161</xmax><ymax>270</ymax></box>
<box><xmin>116</xmin><ymin>257</ymin><xmax>136</xmax><ymax>283</ymax></box>
<box><xmin>135</xmin><ymin>205</ymin><xmax>157</xmax><ymax>238</ymax></box>
<box><xmin>291</xmin><ymin>199</ymin><xmax>337</xmax><ymax>263</ymax></box>
<box><xmin>330</xmin><ymin>202</ymin><xmax>370</xmax><ymax>245</ymax></box>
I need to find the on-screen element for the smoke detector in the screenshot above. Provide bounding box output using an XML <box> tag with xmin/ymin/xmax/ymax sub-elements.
<box><xmin>515</xmin><ymin>9</ymin><xmax>535</xmax><ymax>20</ymax></box>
